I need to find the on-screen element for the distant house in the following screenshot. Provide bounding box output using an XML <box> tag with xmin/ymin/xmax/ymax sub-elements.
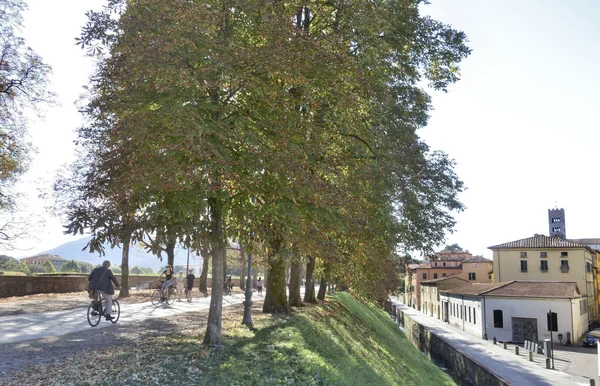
<box><xmin>420</xmin><ymin>276</ymin><xmax>469</xmax><ymax>319</ymax></box>
<box><xmin>20</xmin><ymin>254</ymin><xmax>68</xmax><ymax>270</ymax></box>
<box><xmin>409</xmin><ymin>257</ymin><xmax>466</xmax><ymax>310</ymax></box>
<box><xmin>440</xmin><ymin>281</ymin><xmax>586</xmax><ymax>344</ymax></box>
<box><xmin>458</xmin><ymin>255</ymin><xmax>493</xmax><ymax>283</ymax></box>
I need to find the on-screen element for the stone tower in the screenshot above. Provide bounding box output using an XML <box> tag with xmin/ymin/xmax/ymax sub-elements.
<box><xmin>548</xmin><ymin>208</ymin><xmax>566</xmax><ymax>238</ymax></box>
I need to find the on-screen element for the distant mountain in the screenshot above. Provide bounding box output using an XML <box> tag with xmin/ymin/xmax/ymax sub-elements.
<box><xmin>29</xmin><ymin>236</ymin><xmax>201</xmax><ymax>272</ymax></box>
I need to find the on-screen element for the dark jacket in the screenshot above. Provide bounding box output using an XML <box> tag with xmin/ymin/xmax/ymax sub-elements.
<box><xmin>186</xmin><ymin>273</ymin><xmax>195</xmax><ymax>290</ymax></box>
<box><xmin>88</xmin><ymin>267</ymin><xmax>120</xmax><ymax>295</ymax></box>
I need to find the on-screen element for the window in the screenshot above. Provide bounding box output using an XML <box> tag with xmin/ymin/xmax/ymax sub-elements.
<box><xmin>460</xmin><ymin>305</ymin><xmax>463</xmax><ymax>319</ymax></box>
<box><xmin>520</xmin><ymin>260</ymin><xmax>528</xmax><ymax>272</ymax></box>
<box><xmin>540</xmin><ymin>260</ymin><xmax>548</xmax><ymax>271</ymax></box>
<box><xmin>560</xmin><ymin>260</ymin><xmax>569</xmax><ymax>272</ymax></box>
<box><xmin>442</xmin><ymin>262</ymin><xmax>446</xmax><ymax>267</ymax></box>
<box><xmin>472</xmin><ymin>263</ymin><xmax>477</xmax><ymax>268</ymax></box>
<box><xmin>561</xmin><ymin>252</ymin><xmax>568</xmax><ymax>257</ymax></box>
<box><xmin>422</xmin><ymin>273</ymin><xmax>427</xmax><ymax>279</ymax></box>
<box><xmin>547</xmin><ymin>312</ymin><xmax>558</xmax><ymax>332</ymax></box>
<box><xmin>586</xmin><ymin>262</ymin><xmax>592</xmax><ymax>273</ymax></box>
<box><xmin>468</xmin><ymin>272</ymin><xmax>476</xmax><ymax>280</ymax></box>
<box><xmin>473</xmin><ymin>309</ymin><xmax>476</xmax><ymax>325</ymax></box>
<box><xmin>468</xmin><ymin>307</ymin><xmax>471</xmax><ymax>323</ymax></box>
<box><xmin>581</xmin><ymin>300</ymin><xmax>587</xmax><ymax>316</ymax></box>
<box><xmin>434</xmin><ymin>262</ymin><xmax>438</xmax><ymax>267</ymax></box>
<box><xmin>540</xmin><ymin>252</ymin><xmax>547</xmax><ymax>258</ymax></box>
<box><xmin>520</xmin><ymin>252</ymin><xmax>528</xmax><ymax>258</ymax></box>
<box><xmin>493</xmin><ymin>310</ymin><xmax>503</xmax><ymax>328</ymax></box>
<box><xmin>442</xmin><ymin>273</ymin><xmax>447</xmax><ymax>277</ymax></box>
<box><xmin>433</xmin><ymin>273</ymin><xmax>438</xmax><ymax>279</ymax></box>
<box><xmin>552</xmin><ymin>227</ymin><xmax>562</xmax><ymax>232</ymax></box>
<box><xmin>488</xmin><ymin>275</ymin><xmax>492</xmax><ymax>279</ymax></box>
<box><xmin>552</xmin><ymin>217</ymin><xmax>561</xmax><ymax>223</ymax></box>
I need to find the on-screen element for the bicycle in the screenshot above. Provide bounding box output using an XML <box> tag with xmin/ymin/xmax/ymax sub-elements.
<box><xmin>151</xmin><ymin>281</ymin><xmax>175</xmax><ymax>306</ymax></box>
<box><xmin>87</xmin><ymin>293</ymin><xmax>120</xmax><ymax>327</ymax></box>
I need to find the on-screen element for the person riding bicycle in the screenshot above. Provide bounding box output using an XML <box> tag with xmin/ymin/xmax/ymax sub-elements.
<box><xmin>88</xmin><ymin>260</ymin><xmax>120</xmax><ymax>320</ymax></box>
<box><xmin>159</xmin><ymin>265</ymin><xmax>175</xmax><ymax>295</ymax></box>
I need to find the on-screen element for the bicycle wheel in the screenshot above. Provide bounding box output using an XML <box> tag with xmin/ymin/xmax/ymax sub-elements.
<box><xmin>166</xmin><ymin>289</ymin><xmax>175</xmax><ymax>305</ymax></box>
<box><xmin>110</xmin><ymin>299</ymin><xmax>120</xmax><ymax>323</ymax></box>
<box><xmin>151</xmin><ymin>289</ymin><xmax>162</xmax><ymax>306</ymax></box>
<box><xmin>87</xmin><ymin>301</ymin><xmax>101</xmax><ymax>327</ymax></box>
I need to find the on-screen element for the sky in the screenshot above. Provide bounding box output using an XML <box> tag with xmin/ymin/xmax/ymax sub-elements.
<box><xmin>3</xmin><ymin>0</ymin><xmax>599</xmax><ymax>259</ymax></box>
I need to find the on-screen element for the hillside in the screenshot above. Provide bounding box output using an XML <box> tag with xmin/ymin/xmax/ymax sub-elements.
<box><xmin>28</xmin><ymin>236</ymin><xmax>199</xmax><ymax>271</ymax></box>
<box><xmin>3</xmin><ymin>292</ymin><xmax>456</xmax><ymax>385</ymax></box>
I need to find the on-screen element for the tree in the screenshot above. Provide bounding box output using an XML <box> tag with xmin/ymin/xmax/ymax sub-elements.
<box><xmin>42</xmin><ymin>259</ymin><xmax>56</xmax><ymax>273</ymax></box>
<box><xmin>28</xmin><ymin>264</ymin><xmax>46</xmax><ymax>274</ymax></box>
<box><xmin>73</xmin><ymin>0</ymin><xmax>469</xmax><ymax>344</ymax></box>
<box><xmin>60</xmin><ymin>260</ymin><xmax>81</xmax><ymax>273</ymax></box>
<box><xmin>0</xmin><ymin>0</ymin><xmax>54</xmax><ymax>210</ymax></box>
<box><xmin>79</xmin><ymin>261</ymin><xmax>94</xmax><ymax>273</ymax></box>
<box><xmin>0</xmin><ymin>254</ymin><xmax>27</xmax><ymax>273</ymax></box>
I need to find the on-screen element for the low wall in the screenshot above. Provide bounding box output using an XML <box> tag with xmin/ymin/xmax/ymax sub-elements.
<box><xmin>395</xmin><ymin>305</ymin><xmax>509</xmax><ymax>386</ymax></box>
<box><xmin>0</xmin><ymin>274</ymin><xmax>215</xmax><ymax>298</ymax></box>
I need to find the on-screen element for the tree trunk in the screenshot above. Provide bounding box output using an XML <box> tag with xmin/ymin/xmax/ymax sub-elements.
<box><xmin>119</xmin><ymin>237</ymin><xmax>130</xmax><ymax>297</ymax></box>
<box><xmin>263</xmin><ymin>264</ymin><xmax>268</xmax><ymax>288</ymax></box>
<box><xmin>253</xmin><ymin>267</ymin><xmax>258</xmax><ymax>289</ymax></box>
<box><xmin>203</xmin><ymin>198</ymin><xmax>225</xmax><ymax>346</ymax></box>
<box><xmin>288</xmin><ymin>257</ymin><xmax>302</xmax><ymax>307</ymax></box>
<box><xmin>199</xmin><ymin>244</ymin><xmax>210</xmax><ymax>294</ymax></box>
<box><xmin>165</xmin><ymin>239</ymin><xmax>175</xmax><ymax>268</ymax></box>
<box><xmin>262</xmin><ymin>237</ymin><xmax>289</xmax><ymax>313</ymax></box>
<box><xmin>239</xmin><ymin>245</ymin><xmax>246</xmax><ymax>290</ymax></box>
<box><xmin>317</xmin><ymin>277</ymin><xmax>327</xmax><ymax>301</ymax></box>
<box><xmin>303</xmin><ymin>255</ymin><xmax>317</xmax><ymax>303</ymax></box>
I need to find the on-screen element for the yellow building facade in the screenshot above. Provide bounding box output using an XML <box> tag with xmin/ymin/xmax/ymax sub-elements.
<box><xmin>489</xmin><ymin>234</ymin><xmax>597</xmax><ymax>321</ymax></box>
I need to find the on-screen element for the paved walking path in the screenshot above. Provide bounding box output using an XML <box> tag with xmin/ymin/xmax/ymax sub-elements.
<box><xmin>390</xmin><ymin>298</ymin><xmax>591</xmax><ymax>386</ymax></box>
<box><xmin>0</xmin><ymin>293</ymin><xmax>251</xmax><ymax>345</ymax></box>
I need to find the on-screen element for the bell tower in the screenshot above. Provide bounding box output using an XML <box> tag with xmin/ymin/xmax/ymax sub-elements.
<box><xmin>548</xmin><ymin>208</ymin><xmax>566</xmax><ymax>238</ymax></box>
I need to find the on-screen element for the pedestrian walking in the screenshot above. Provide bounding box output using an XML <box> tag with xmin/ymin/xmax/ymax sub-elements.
<box><xmin>186</xmin><ymin>269</ymin><xmax>195</xmax><ymax>302</ymax></box>
<box><xmin>175</xmin><ymin>271</ymin><xmax>185</xmax><ymax>301</ymax></box>
<box><xmin>257</xmin><ymin>277</ymin><xmax>263</xmax><ymax>296</ymax></box>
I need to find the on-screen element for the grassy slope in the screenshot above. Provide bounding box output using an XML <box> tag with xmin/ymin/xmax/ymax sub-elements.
<box><xmin>4</xmin><ymin>293</ymin><xmax>454</xmax><ymax>385</ymax></box>
<box><xmin>161</xmin><ymin>292</ymin><xmax>454</xmax><ymax>385</ymax></box>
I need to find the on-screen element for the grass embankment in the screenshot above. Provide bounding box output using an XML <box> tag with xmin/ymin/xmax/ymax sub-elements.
<box><xmin>7</xmin><ymin>293</ymin><xmax>454</xmax><ymax>385</ymax></box>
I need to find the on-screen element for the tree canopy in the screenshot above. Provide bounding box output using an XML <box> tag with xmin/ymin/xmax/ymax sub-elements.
<box><xmin>65</xmin><ymin>0</ymin><xmax>470</xmax><ymax>345</ymax></box>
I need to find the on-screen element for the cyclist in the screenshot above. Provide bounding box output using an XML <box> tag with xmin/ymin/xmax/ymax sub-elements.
<box><xmin>88</xmin><ymin>260</ymin><xmax>120</xmax><ymax>320</ymax></box>
<box><xmin>159</xmin><ymin>265</ymin><xmax>175</xmax><ymax>296</ymax></box>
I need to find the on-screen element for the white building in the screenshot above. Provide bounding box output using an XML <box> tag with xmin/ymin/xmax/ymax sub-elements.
<box><xmin>440</xmin><ymin>281</ymin><xmax>587</xmax><ymax>344</ymax></box>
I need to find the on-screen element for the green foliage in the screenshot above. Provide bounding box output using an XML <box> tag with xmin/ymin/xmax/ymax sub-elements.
<box><xmin>27</xmin><ymin>264</ymin><xmax>46</xmax><ymax>274</ymax></box>
<box><xmin>0</xmin><ymin>0</ymin><xmax>55</xmax><ymax>211</ymax></box>
<box><xmin>0</xmin><ymin>255</ymin><xmax>29</xmax><ymax>274</ymax></box>
<box><xmin>111</xmin><ymin>265</ymin><xmax>122</xmax><ymax>274</ymax></box>
<box><xmin>79</xmin><ymin>261</ymin><xmax>94</xmax><ymax>273</ymax></box>
<box><xmin>60</xmin><ymin>260</ymin><xmax>81</xmax><ymax>273</ymax></box>
<box><xmin>42</xmin><ymin>260</ymin><xmax>56</xmax><ymax>273</ymax></box>
<box><xmin>130</xmin><ymin>266</ymin><xmax>143</xmax><ymax>275</ymax></box>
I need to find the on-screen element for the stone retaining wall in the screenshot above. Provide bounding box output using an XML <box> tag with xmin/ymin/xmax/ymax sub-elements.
<box><xmin>394</xmin><ymin>305</ymin><xmax>509</xmax><ymax>386</ymax></box>
<box><xmin>0</xmin><ymin>274</ymin><xmax>214</xmax><ymax>298</ymax></box>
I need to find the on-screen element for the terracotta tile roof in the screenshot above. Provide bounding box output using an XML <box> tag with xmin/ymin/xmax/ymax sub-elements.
<box><xmin>488</xmin><ymin>234</ymin><xmax>592</xmax><ymax>250</ymax></box>
<box><xmin>571</xmin><ymin>238</ymin><xmax>600</xmax><ymax>245</ymax></box>
<box><xmin>462</xmin><ymin>255</ymin><xmax>491</xmax><ymax>263</ymax></box>
<box><xmin>484</xmin><ymin>281</ymin><xmax>581</xmax><ymax>299</ymax></box>
<box><xmin>441</xmin><ymin>282</ymin><xmax>509</xmax><ymax>296</ymax></box>
<box><xmin>420</xmin><ymin>275</ymin><xmax>467</xmax><ymax>284</ymax></box>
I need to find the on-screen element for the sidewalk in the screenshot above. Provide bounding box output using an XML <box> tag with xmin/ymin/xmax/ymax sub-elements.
<box><xmin>0</xmin><ymin>293</ymin><xmax>249</xmax><ymax>344</ymax></box>
<box><xmin>390</xmin><ymin>298</ymin><xmax>591</xmax><ymax>386</ymax></box>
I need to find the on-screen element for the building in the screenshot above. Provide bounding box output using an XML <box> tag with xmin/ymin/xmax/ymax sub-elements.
<box><xmin>20</xmin><ymin>254</ymin><xmax>68</xmax><ymax>270</ymax></box>
<box><xmin>458</xmin><ymin>255</ymin><xmax>493</xmax><ymax>283</ymax></box>
<box><xmin>440</xmin><ymin>282</ymin><xmax>506</xmax><ymax>338</ymax></box>
<box><xmin>548</xmin><ymin>208</ymin><xmax>566</xmax><ymax>238</ymax></box>
<box><xmin>440</xmin><ymin>281</ymin><xmax>587</xmax><ymax>344</ymax></box>
<box><xmin>420</xmin><ymin>276</ymin><xmax>469</xmax><ymax>319</ymax></box>
<box><xmin>489</xmin><ymin>234</ymin><xmax>597</xmax><ymax>321</ymax></box>
<box><xmin>410</xmin><ymin>259</ymin><xmax>464</xmax><ymax>310</ymax></box>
